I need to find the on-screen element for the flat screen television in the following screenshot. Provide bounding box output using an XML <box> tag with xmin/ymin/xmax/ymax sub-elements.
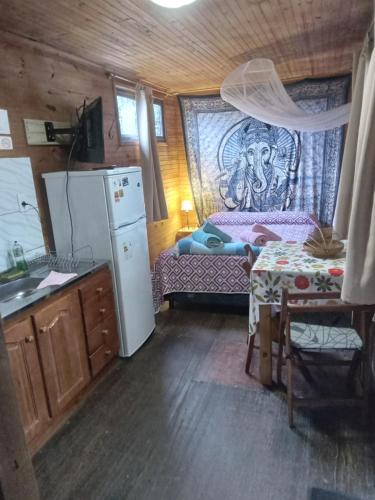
<box><xmin>44</xmin><ymin>96</ymin><xmax>105</xmax><ymax>164</ymax></box>
<box><xmin>75</xmin><ymin>97</ymin><xmax>105</xmax><ymax>163</ymax></box>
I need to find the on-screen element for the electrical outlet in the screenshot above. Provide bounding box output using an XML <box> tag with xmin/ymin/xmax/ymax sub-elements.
<box><xmin>24</xmin><ymin>119</ymin><xmax>72</xmax><ymax>146</ymax></box>
<box><xmin>17</xmin><ymin>193</ymin><xmax>28</xmax><ymax>212</ymax></box>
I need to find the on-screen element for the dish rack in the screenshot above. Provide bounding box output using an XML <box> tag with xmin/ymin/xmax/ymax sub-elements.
<box><xmin>27</xmin><ymin>245</ymin><xmax>95</xmax><ymax>272</ymax></box>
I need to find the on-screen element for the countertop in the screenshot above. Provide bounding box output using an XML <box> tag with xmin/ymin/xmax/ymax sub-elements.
<box><xmin>0</xmin><ymin>259</ymin><xmax>108</xmax><ymax>321</ymax></box>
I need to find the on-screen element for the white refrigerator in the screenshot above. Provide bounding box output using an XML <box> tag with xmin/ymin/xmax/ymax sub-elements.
<box><xmin>43</xmin><ymin>167</ymin><xmax>155</xmax><ymax>357</ymax></box>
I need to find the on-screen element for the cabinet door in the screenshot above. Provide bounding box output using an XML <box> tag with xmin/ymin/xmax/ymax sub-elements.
<box><xmin>5</xmin><ymin>318</ymin><xmax>50</xmax><ymax>443</ymax></box>
<box><xmin>33</xmin><ymin>290</ymin><xmax>90</xmax><ymax>417</ymax></box>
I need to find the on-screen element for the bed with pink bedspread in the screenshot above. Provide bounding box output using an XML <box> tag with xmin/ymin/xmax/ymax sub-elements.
<box><xmin>152</xmin><ymin>211</ymin><xmax>317</xmax><ymax>312</ymax></box>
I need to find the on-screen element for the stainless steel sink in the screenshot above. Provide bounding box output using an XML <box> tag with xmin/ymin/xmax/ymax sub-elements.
<box><xmin>0</xmin><ymin>277</ymin><xmax>44</xmax><ymax>303</ymax></box>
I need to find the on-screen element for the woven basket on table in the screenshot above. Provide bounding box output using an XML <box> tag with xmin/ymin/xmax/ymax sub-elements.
<box><xmin>303</xmin><ymin>227</ymin><xmax>344</xmax><ymax>259</ymax></box>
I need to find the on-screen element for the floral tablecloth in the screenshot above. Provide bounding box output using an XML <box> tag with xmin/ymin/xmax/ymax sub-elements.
<box><xmin>249</xmin><ymin>241</ymin><xmax>346</xmax><ymax>334</ymax></box>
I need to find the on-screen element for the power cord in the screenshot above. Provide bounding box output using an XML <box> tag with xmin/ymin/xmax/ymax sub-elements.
<box><xmin>21</xmin><ymin>201</ymin><xmax>41</xmax><ymax>221</ymax></box>
<box><xmin>66</xmin><ymin>101</ymin><xmax>86</xmax><ymax>256</ymax></box>
<box><xmin>66</xmin><ymin>126</ymin><xmax>80</xmax><ymax>256</ymax></box>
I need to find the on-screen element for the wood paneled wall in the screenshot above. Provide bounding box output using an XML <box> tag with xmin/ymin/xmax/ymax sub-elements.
<box><xmin>0</xmin><ymin>0</ymin><xmax>370</xmax><ymax>93</ymax></box>
<box><xmin>0</xmin><ymin>32</ymin><xmax>189</xmax><ymax>264</ymax></box>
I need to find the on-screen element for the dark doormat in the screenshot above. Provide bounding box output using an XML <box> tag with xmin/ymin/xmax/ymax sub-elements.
<box><xmin>308</xmin><ymin>488</ymin><xmax>362</xmax><ymax>500</ymax></box>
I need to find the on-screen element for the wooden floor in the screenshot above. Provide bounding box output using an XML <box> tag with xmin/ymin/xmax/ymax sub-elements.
<box><xmin>34</xmin><ymin>306</ymin><xmax>375</xmax><ymax>500</ymax></box>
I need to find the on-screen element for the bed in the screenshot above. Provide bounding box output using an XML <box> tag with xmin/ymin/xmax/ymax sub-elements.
<box><xmin>152</xmin><ymin>211</ymin><xmax>317</xmax><ymax>312</ymax></box>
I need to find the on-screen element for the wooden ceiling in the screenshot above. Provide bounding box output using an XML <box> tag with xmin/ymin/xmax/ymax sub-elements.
<box><xmin>0</xmin><ymin>0</ymin><xmax>372</xmax><ymax>92</ymax></box>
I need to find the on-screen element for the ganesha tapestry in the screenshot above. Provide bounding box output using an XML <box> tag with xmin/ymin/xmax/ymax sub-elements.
<box><xmin>179</xmin><ymin>76</ymin><xmax>349</xmax><ymax>225</ymax></box>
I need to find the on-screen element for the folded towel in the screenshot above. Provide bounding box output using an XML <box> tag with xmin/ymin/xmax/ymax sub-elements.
<box><xmin>240</xmin><ymin>230</ymin><xmax>268</xmax><ymax>246</ymax></box>
<box><xmin>192</xmin><ymin>228</ymin><xmax>223</xmax><ymax>248</ymax></box>
<box><xmin>190</xmin><ymin>241</ymin><xmax>246</xmax><ymax>255</ymax></box>
<box><xmin>176</xmin><ymin>237</ymin><xmax>260</xmax><ymax>257</ymax></box>
<box><xmin>240</xmin><ymin>224</ymin><xmax>281</xmax><ymax>246</ymax></box>
<box><xmin>190</xmin><ymin>241</ymin><xmax>247</xmax><ymax>255</ymax></box>
<box><xmin>252</xmin><ymin>224</ymin><xmax>282</xmax><ymax>240</ymax></box>
<box><xmin>202</xmin><ymin>221</ymin><xmax>232</xmax><ymax>243</ymax></box>
<box><xmin>176</xmin><ymin>237</ymin><xmax>194</xmax><ymax>255</ymax></box>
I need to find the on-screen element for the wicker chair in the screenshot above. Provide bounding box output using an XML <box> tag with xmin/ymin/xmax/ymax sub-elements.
<box><xmin>277</xmin><ymin>288</ymin><xmax>375</xmax><ymax>427</ymax></box>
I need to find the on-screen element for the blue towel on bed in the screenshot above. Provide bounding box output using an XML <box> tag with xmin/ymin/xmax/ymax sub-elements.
<box><xmin>190</xmin><ymin>241</ymin><xmax>246</xmax><ymax>255</ymax></box>
<box><xmin>177</xmin><ymin>237</ymin><xmax>194</xmax><ymax>255</ymax></box>
<box><xmin>202</xmin><ymin>221</ymin><xmax>232</xmax><ymax>243</ymax></box>
<box><xmin>175</xmin><ymin>237</ymin><xmax>259</xmax><ymax>257</ymax></box>
<box><xmin>191</xmin><ymin>228</ymin><xmax>223</xmax><ymax>248</ymax></box>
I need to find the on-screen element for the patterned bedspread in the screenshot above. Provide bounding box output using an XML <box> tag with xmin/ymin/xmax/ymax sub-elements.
<box><xmin>152</xmin><ymin>211</ymin><xmax>317</xmax><ymax>312</ymax></box>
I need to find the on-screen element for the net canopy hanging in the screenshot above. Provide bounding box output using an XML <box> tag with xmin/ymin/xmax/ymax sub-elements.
<box><xmin>220</xmin><ymin>59</ymin><xmax>351</xmax><ymax>132</ymax></box>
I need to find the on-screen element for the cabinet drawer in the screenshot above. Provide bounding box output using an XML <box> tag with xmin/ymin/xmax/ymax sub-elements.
<box><xmin>86</xmin><ymin>314</ymin><xmax>118</xmax><ymax>355</ymax></box>
<box><xmin>79</xmin><ymin>268</ymin><xmax>113</xmax><ymax>305</ymax></box>
<box><xmin>82</xmin><ymin>291</ymin><xmax>115</xmax><ymax>333</ymax></box>
<box><xmin>89</xmin><ymin>334</ymin><xmax>118</xmax><ymax>377</ymax></box>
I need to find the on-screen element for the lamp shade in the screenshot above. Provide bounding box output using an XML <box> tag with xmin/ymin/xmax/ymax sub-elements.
<box><xmin>181</xmin><ymin>200</ymin><xmax>193</xmax><ymax>212</ymax></box>
<box><xmin>150</xmin><ymin>0</ymin><xmax>197</xmax><ymax>7</ymax></box>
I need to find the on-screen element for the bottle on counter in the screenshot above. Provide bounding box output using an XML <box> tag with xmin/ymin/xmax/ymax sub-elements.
<box><xmin>12</xmin><ymin>241</ymin><xmax>28</xmax><ymax>272</ymax></box>
<box><xmin>7</xmin><ymin>242</ymin><xmax>15</xmax><ymax>269</ymax></box>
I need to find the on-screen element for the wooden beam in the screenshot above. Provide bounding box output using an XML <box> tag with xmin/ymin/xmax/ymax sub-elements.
<box><xmin>0</xmin><ymin>317</ymin><xmax>40</xmax><ymax>500</ymax></box>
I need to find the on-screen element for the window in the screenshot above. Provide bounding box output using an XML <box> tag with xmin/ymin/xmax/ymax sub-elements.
<box><xmin>116</xmin><ymin>89</ymin><xmax>138</xmax><ymax>141</ymax></box>
<box><xmin>115</xmin><ymin>88</ymin><xmax>166</xmax><ymax>143</ymax></box>
<box><xmin>153</xmin><ymin>99</ymin><xmax>166</xmax><ymax>142</ymax></box>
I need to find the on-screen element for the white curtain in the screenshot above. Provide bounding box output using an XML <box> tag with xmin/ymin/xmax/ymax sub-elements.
<box><xmin>334</xmin><ymin>50</ymin><xmax>367</xmax><ymax>237</ymax></box>
<box><xmin>336</xmin><ymin>32</ymin><xmax>375</xmax><ymax>304</ymax></box>
<box><xmin>136</xmin><ymin>86</ymin><xmax>168</xmax><ymax>222</ymax></box>
<box><xmin>220</xmin><ymin>58</ymin><xmax>351</xmax><ymax>132</ymax></box>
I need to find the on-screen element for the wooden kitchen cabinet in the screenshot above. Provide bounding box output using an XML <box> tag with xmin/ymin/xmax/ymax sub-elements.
<box><xmin>33</xmin><ymin>289</ymin><xmax>90</xmax><ymax>417</ymax></box>
<box><xmin>87</xmin><ymin>314</ymin><xmax>119</xmax><ymax>377</ymax></box>
<box><xmin>3</xmin><ymin>265</ymin><xmax>118</xmax><ymax>453</ymax></box>
<box><xmin>4</xmin><ymin>318</ymin><xmax>50</xmax><ymax>443</ymax></box>
<box><xmin>78</xmin><ymin>267</ymin><xmax>119</xmax><ymax>377</ymax></box>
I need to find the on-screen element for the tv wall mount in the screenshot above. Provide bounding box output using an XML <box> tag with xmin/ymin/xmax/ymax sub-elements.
<box><xmin>44</xmin><ymin>122</ymin><xmax>76</xmax><ymax>142</ymax></box>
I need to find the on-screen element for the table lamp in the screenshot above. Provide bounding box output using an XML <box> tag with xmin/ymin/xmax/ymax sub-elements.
<box><xmin>181</xmin><ymin>200</ymin><xmax>193</xmax><ymax>228</ymax></box>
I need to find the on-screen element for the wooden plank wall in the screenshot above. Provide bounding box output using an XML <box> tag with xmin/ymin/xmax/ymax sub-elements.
<box><xmin>0</xmin><ymin>32</ymin><xmax>190</xmax><ymax>265</ymax></box>
<box><xmin>0</xmin><ymin>0</ymin><xmax>370</xmax><ymax>92</ymax></box>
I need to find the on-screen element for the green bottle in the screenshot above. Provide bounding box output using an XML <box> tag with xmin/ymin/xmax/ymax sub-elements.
<box><xmin>12</xmin><ymin>241</ymin><xmax>28</xmax><ymax>273</ymax></box>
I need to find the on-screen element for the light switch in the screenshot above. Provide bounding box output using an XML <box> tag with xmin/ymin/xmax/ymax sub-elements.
<box><xmin>0</xmin><ymin>136</ymin><xmax>13</xmax><ymax>150</ymax></box>
<box><xmin>0</xmin><ymin>109</ymin><xmax>10</xmax><ymax>134</ymax></box>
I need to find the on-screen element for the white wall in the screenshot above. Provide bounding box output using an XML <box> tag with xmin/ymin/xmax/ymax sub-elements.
<box><xmin>0</xmin><ymin>157</ymin><xmax>45</xmax><ymax>272</ymax></box>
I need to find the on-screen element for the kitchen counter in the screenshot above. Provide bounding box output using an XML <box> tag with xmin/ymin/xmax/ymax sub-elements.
<box><xmin>0</xmin><ymin>259</ymin><xmax>108</xmax><ymax>320</ymax></box>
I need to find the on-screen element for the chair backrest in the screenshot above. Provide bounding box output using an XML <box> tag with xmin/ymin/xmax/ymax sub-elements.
<box><xmin>241</xmin><ymin>244</ymin><xmax>257</xmax><ymax>278</ymax></box>
<box><xmin>282</xmin><ymin>289</ymin><xmax>375</xmax><ymax>314</ymax></box>
<box><xmin>279</xmin><ymin>288</ymin><xmax>375</xmax><ymax>333</ymax></box>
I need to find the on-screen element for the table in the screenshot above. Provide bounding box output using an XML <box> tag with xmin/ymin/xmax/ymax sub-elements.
<box><xmin>249</xmin><ymin>241</ymin><xmax>346</xmax><ymax>385</ymax></box>
<box><xmin>175</xmin><ymin>226</ymin><xmax>198</xmax><ymax>242</ymax></box>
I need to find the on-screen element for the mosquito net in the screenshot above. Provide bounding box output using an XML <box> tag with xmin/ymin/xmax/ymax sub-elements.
<box><xmin>220</xmin><ymin>59</ymin><xmax>351</xmax><ymax>132</ymax></box>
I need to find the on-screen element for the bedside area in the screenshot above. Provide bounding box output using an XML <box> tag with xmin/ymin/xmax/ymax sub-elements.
<box><xmin>175</xmin><ymin>226</ymin><xmax>198</xmax><ymax>242</ymax></box>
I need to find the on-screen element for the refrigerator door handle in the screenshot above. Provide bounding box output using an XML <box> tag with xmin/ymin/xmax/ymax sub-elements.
<box><xmin>111</xmin><ymin>215</ymin><xmax>146</xmax><ymax>231</ymax></box>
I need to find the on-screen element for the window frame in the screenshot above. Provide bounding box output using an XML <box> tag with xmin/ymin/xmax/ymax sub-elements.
<box><xmin>153</xmin><ymin>97</ymin><xmax>167</xmax><ymax>143</ymax></box>
<box><xmin>115</xmin><ymin>87</ymin><xmax>139</xmax><ymax>144</ymax></box>
<box><xmin>114</xmin><ymin>85</ymin><xmax>167</xmax><ymax>145</ymax></box>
